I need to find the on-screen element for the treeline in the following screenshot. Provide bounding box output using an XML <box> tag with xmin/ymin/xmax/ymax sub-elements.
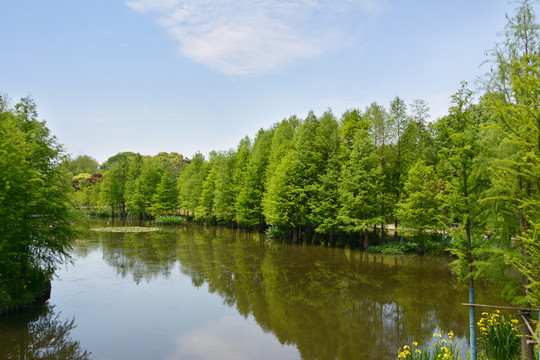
<box><xmin>69</xmin><ymin>98</ymin><xmax>435</xmax><ymax>245</ymax></box>
<box><xmin>67</xmin><ymin>151</ymin><xmax>188</xmax><ymax>218</ymax></box>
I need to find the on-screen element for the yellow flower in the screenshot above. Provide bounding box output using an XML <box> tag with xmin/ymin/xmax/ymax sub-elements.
<box><xmin>511</xmin><ymin>319</ymin><xmax>519</xmax><ymax>324</ymax></box>
<box><xmin>412</xmin><ymin>342</ymin><xmax>418</xmax><ymax>347</ymax></box>
<box><xmin>415</xmin><ymin>349</ymin><xmax>421</xmax><ymax>354</ymax></box>
<box><xmin>448</xmin><ymin>331</ymin><xmax>454</xmax><ymax>339</ymax></box>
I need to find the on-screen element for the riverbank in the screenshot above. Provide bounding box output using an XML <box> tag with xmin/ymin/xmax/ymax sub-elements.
<box><xmin>0</xmin><ymin>279</ymin><xmax>51</xmax><ymax>317</ymax></box>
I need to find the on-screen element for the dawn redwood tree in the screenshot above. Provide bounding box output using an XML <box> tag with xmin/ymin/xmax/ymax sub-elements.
<box><xmin>437</xmin><ymin>84</ymin><xmax>489</xmax><ymax>360</ymax></box>
<box><xmin>177</xmin><ymin>152</ymin><xmax>207</xmax><ymax>214</ymax></box>
<box><xmin>388</xmin><ymin>96</ymin><xmax>412</xmax><ymax>241</ymax></box>
<box><xmin>213</xmin><ymin>150</ymin><xmax>237</xmax><ymax>224</ymax></box>
<box><xmin>196</xmin><ymin>155</ymin><xmax>217</xmax><ymax>223</ymax></box>
<box><xmin>236</xmin><ymin>128</ymin><xmax>274</xmax><ymax>229</ymax></box>
<box><xmin>150</xmin><ymin>172</ymin><xmax>178</xmax><ymax>216</ymax></box>
<box><xmin>0</xmin><ymin>96</ymin><xmax>75</xmax><ymax>308</ymax></box>
<box><xmin>481</xmin><ymin>1</ymin><xmax>540</xmax><ymax>356</ymax></box>
<box><xmin>127</xmin><ymin>158</ymin><xmax>163</xmax><ymax>219</ymax></box>
<box><xmin>338</xmin><ymin>122</ymin><xmax>383</xmax><ymax>249</ymax></box>
<box><xmin>306</xmin><ymin>111</ymin><xmax>342</xmax><ymax>245</ymax></box>
<box><xmin>395</xmin><ymin>160</ymin><xmax>442</xmax><ymax>252</ymax></box>
<box><xmin>366</xmin><ymin>102</ymin><xmax>393</xmax><ymax>241</ymax></box>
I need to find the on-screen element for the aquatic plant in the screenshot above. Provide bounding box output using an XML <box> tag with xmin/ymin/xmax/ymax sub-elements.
<box><xmin>367</xmin><ymin>242</ymin><xmax>418</xmax><ymax>254</ymax></box>
<box><xmin>154</xmin><ymin>215</ymin><xmax>187</xmax><ymax>225</ymax></box>
<box><xmin>477</xmin><ymin>310</ymin><xmax>520</xmax><ymax>360</ymax></box>
<box><xmin>397</xmin><ymin>331</ymin><xmax>459</xmax><ymax>360</ymax></box>
<box><xmin>91</xmin><ymin>227</ymin><xmax>159</xmax><ymax>233</ymax></box>
<box><xmin>265</xmin><ymin>225</ymin><xmax>285</xmax><ymax>239</ymax></box>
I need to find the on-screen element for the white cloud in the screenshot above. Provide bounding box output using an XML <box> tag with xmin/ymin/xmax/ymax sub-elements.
<box><xmin>126</xmin><ymin>0</ymin><xmax>384</xmax><ymax>77</ymax></box>
<box><xmin>166</xmin><ymin>315</ymin><xmax>299</xmax><ymax>360</ymax></box>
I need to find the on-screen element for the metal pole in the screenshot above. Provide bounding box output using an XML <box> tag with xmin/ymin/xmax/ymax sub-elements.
<box><xmin>469</xmin><ymin>286</ymin><xmax>477</xmax><ymax>360</ymax></box>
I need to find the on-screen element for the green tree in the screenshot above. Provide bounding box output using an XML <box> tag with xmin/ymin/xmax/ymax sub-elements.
<box><xmin>388</xmin><ymin>96</ymin><xmax>412</xmax><ymax>241</ymax></box>
<box><xmin>365</xmin><ymin>102</ymin><xmax>394</xmax><ymax>241</ymax></box>
<box><xmin>196</xmin><ymin>158</ymin><xmax>217</xmax><ymax>223</ymax></box>
<box><xmin>127</xmin><ymin>158</ymin><xmax>163</xmax><ymax>218</ymax></box>
<box><xmin>150</xmin><ymin>172</ymin><xmax>178</xmax><ymax>216</ymax></box>
<box><xmin>481</xmin><ymin>2</ymin><xmax>540</xmax><ymax>357</ymax></box>
<box><xmin>263</xmin><ymin>151</ymin><xmax>303</xmax><ymax>240</ymax></box>
<box><xmin>395</xmin><ymin>160</ymin><xmax>442</xmax><ymax>251</ymax></box>
<box><xmin>0</xmin><ymin>96</ymin><xmax>74</xmax><ymax>308</ymax></box>
<box><xmin>213</xmin><ymin>150</ymin><xmax>237</xmax><ymax>224</ymax></box>
<box><xmin>63</xmin><ymin>155</ymin><xmax>99</xmax><ymax>177</ymax></box>
<box><xmin>437</xmin><ymin>84</ymin><xmax>489</xmax><ymax>360</ymax></box>
<box><xmin>177</xmin><ymin>152</ymin><xmax>207</xmax><ymax>214</ymax></box>
<box><xmin>236</xmin><ymin>128</ymin><xmax>274</xmax><ymax>229</ymax></box>
<box><xmin>338</xmin><ymin>124</ymin><xmax>382</xmax><ymax>249</ymax></box>
<box><xmin>306</xmin><ymin>110</ymin><xmax>342</xmax><ymax>245</ymax></box>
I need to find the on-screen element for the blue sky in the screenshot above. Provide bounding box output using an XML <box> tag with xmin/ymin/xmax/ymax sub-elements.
<box><xmin>0</xmin><ymin>0</ymin><xmax>533</xmax><ymax>163</ymax></box>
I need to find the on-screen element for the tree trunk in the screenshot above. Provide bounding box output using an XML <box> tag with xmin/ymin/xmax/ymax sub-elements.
<box><xmin>305</xmin><ymin>226</ymin><xmax>313</xmax><ymax>245</ymax></box>
<box><xmin>364</xmin><ymin>229</ymin><xmax>370</xmax><ymax>250</ymax></box>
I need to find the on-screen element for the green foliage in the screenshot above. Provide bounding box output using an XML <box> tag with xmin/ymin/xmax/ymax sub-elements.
<box><xmin>63</xmin><ymin>155</ymin><xmax>99</xmax><ymax>176</ymax></box>
<box><xmin>0</xmin><ymin>95</ymin><xmax>74</xmax><ymax>308</ymax></box>
<box><xmin>150</xmin><ymin>172</ymin><xmax>178</xmax><ymax>216</ymax></box>
<box><xmin>236</xmin><ymin>128</ymin><xmax>273</xmax><ymax>228</ymax></box>
<box><xmin>85</xmin><ymin>208</ymin><xmax>111</xmax><ymax>217</ymax></box>
<box><xmin>154</xmin><ymin>215</ymin><xmax>186</xmax><ymax>225</ymax></box>
<box><xmin>212</xmin><ymin>150</ymin><xmax>236</xmax><ymax>223</ymax></box>
<box><xmin>265</xmin><ymin>225</ymin><xmax>285</xmax><ymax>239</ymax></box>
<box><xmin>396</xmin><ymin>160</ymin><xmax>442</xmax><ymax>251</ymax></box>
<box><xmin>366</xmin><ymin>241</ymin><xmax>418</xmax><ymax>254</ymax></box>
<box><xmin>177</xmin><ymin>152</ymin><xmax>206</xmax><ymax>213</ymax></box>
<box><xmin>477</xmin><ymin>311</ymin><xmax>520</xmax><ymax>360</ymax></box>
<box><xmin>338</xmin><ymin>126</ymin><xmax>382</xmax><ymax>234</ymax></box>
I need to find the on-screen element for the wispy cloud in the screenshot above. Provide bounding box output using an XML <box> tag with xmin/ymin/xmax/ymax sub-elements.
<box><xmin>126</xmin><ymin>0</ymin><xmax>384</xmax><ymax>77</ymax></box>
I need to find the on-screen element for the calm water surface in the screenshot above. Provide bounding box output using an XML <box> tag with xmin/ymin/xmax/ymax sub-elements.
<box><xmin>0</xmin><ymin>219</ymin><xmax>502</xmax><ymax>359</ymax></box>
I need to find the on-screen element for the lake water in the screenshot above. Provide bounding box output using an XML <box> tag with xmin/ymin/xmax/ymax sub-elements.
<box><xmin>0</xmin><ymin>219</ymin><xmax>503</xmax><ymax>359</ymax></box>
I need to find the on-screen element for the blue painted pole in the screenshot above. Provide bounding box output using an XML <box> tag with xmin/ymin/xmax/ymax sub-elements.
<box><xmin>469</xmin><ymin>286</ymin><xmax>477</xmax><ymax>360</ymax></box>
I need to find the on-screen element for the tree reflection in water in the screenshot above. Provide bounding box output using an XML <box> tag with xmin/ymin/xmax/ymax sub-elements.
<box><xmin>0</xmin><ymin>304</ymin><xmax>90</xmax><ymax>360</ymax></box>
<box><xmin>48</xmin><ymin>219</ymin><xmax>507</xmax><ymax>360</ymax></box>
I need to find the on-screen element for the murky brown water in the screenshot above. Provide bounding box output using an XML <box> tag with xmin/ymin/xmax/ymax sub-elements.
<box><xmin>0</xmin><ymin>219</ymin><xmax>503</xmax><ymax>359</ymax></box>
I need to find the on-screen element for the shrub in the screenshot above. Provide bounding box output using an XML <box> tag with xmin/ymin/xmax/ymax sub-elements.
<box><xmin>367</xmin><ymin>241</ymin><xmax>418</xmax><ymax>254</ymax></box>
<box><xmin>154</xmin><ymin>215</ymin><xmax>187</xmax><ymax>225</ymax></box>
<box><xmin>265</xmin><ymin>225</ymin><xmax>285</xmax><ymax>239</ymax></box>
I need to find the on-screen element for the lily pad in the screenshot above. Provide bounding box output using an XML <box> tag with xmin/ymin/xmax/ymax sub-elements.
<box><xmin>91</xmin><ymin>227</ymin><xmax>160</xmax><ymax>233</ymax></box>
